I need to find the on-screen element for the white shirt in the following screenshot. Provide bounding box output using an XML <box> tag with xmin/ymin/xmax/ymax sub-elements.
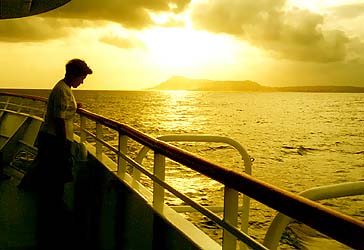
<box><xmin>41</xmin><ymin>80</ymin><xmax>77</xmax><ymax>141</ymax></box>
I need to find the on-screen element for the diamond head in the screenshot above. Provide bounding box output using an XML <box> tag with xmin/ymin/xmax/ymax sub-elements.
<box><xmin>149</xmin><ymin>76</ymin><xmax>364</xmax><ymax>93</ymax></box>
<box><xmin>149</xmin><ymin>76</ymin><xmax>270</xmax><ymax>91</ymax></box>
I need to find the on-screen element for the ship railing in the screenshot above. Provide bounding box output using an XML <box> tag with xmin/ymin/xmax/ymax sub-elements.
<box><xmin>75</xmin><ymin>107</ymin><xmax>364</xmax><ymax>250</ymax></box>
<box><xmin>133</xmin><ymin>134</ymin><xmax>254</xmax><ymax>249</ymax></box>
<box><xmin>135</xmin><ymin>134</ymin><xmax>253</xmax><ymax>248</ymax></box>
<box><xmin>0</xmin><ymin>92</ymin><xmax>47</xmax><ymax>119</ymax></box>
<box><xmin>264</xmin><ymin>181</ymin><xmax>364</xmax><ymax>249</ymax></box>
<box><xmin>1</xmin><ymin>92</ymin><xmax>363</xmax><ymax>250</ymax></box>
<box><xmin>75</xmin><ymin>108</ymin><xmax>267</xmax><ymax>250</ymax></box>
<box><xmin>0</xmin><ymin>92</ymin><xmax>46</xmax><ymax>157</ymax></box>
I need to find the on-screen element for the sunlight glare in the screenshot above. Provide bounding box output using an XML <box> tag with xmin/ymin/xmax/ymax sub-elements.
<box><xmin>139</xmin><ymin>28</ymin><xmax>235</xmax><ymax>72</ymax></box>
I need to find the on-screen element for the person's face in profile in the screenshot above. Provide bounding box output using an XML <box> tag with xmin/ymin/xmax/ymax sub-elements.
<box><xmin>71</xmin><ymin>75</ymin><xmax>87</xmax><ymax>88</ymax></box>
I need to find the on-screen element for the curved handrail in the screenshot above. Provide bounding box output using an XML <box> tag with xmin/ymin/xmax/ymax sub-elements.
<box><xmin>264</xmin><ymin>181</ymin><xmax>364</xmax><ymax>249</ymax></box>
<box><xmin>135</xmin><ymin>134</ymin><xmax>253</xmax><ymax>241</ymax></box>
<box><xmin>135</xmin><ymin>134</ymin><xmax>252</xmax><ymax>175</ymax></box>
<box><xmin>158</xmin><ymin>135</ymin><xmax>253</xmax><ymax>173</ymax></box>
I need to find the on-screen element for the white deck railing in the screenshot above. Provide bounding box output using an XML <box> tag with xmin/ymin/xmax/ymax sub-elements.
<box><xmin>75</xmin><ymin>107</ymin><xmax>364</xmax><ymax>250</ymax></box>
<box><xmin>135</xmin><ymin>134</ymin><xmax>253</xmax><ymax>250</ymax></box>
<box><xmin>1</xmin><ymin>91</ymin><xmax>364</xmax><ymax>250</ymax></box>
<box><xmin>75</xmin><ymin>108</ymin><xmax>269</xmax><ymax>250</ymax></box>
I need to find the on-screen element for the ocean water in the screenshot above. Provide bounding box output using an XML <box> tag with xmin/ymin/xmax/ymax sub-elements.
<box><xmin>72</xmin><ymin>90</ymin><xmax>364</xmax><ymax>248</ymax></box>
<box><xmin>7</xmin><ymin>89</ymin><xmax>364</xmax><ymax>248</ymax></box>
<box><xmin>72</xmin><ymin>91</ymin><xmax>364</xmax><ymax>187</ymax></box>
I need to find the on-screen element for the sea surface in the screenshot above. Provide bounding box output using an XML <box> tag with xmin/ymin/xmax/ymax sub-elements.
<box><xmin>6</xmin><ymin>89</ymin><xmax>364</xmax><ymax>248</ymax></box>
<box><xmin>73</xmin><ymin>90</ymin><xmax>364</xmax><ymax>187</ymax></box>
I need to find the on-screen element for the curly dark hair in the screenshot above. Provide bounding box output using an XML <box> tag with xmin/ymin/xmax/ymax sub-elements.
<box><xmin>65</xmin><ymin>59</ymin><xmax>92</xmax><ymax>77</ymax></box>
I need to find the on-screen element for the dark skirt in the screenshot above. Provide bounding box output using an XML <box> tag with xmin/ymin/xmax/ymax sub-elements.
<box><xmin>35</xmin><ymin>132</ymin><xmax>76</xmax><ymax>249</ymax></box>
<box><xmin>37</xmin><ymin>131</ymin><xmax>74</xmax><ymax>185</ymax></box>
<box><xmin>18</xmin><ymin>131</ymin><xmax>73</xmax><ymax>191</ymax></box>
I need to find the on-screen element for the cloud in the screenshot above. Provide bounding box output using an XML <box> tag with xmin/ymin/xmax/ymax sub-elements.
<box><xmin>45</xmin><ymin>0</ymin><xmax>191</xmax><ymax>28</ymax></box>
<box><xmin>0</xmin><ymin>0</ymin><xmax>191</xmax><ymax>42</ymax></box>
<box><xmin>267</xmin><ymin>60</ymin><xmax>364</xmax><ymax>86</ymax></box>
<box><xmin>99</xmin><ymin>34</ymin><xmax>146</xmax><ymax>49</ymax></box>
<box><xmin>0</xmin><ymin>17</ymin><xmax>71</xmax><ymax>42</ymax></box>
<box><xmin>191</xmin><ymin>0</ymin><xmax>353</xmax><ymax>63</ymax></box>
<box><xmin>1</xmin><ymin>0</ymin><xmax>362</xmax><ymax>64</ymax></box>
<box><xmin>327</xmin><ymin>3</ymin><xmax>364</xmax><ymax>19</ymax></box>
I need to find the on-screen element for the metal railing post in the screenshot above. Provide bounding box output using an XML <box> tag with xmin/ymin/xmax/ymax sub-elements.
<box><xmin>4</xmin><ymin>96</ymin><xmax>10</xmax><ymax>110</ymax></box>
<box><xmin>96</xmin><ymin>122</ymin><xmax>103</xmax><ymax>159</ymax></box>
<box><xmin>153</xmin><ymin>153</ymin><xmax>165</xmax><ymax>212</ymax></box>
<box><xmin>17</xmin><ymin>99</ymin><xmax>23</xmax><ymax>112</ymax></box>
<box><xmin>240</xmin><ymin>194</ymin><xmax>250</xmax><ymax>250</ymax></box>
<box><xmin>118</xmin><ymin>133</ymin><xmax>127</xmax><ymax>175</ymax></box>
<box><xmin>223</xmin><ymin>187</ymin><xmax>239</xmax><ymax>250</ymax></box>
<box><xmin>80</xmin><ymin>115</ymin><xmax>87</xmax><ymax>143</ymax></box>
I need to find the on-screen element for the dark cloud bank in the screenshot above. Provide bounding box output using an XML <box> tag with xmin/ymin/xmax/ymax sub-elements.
<box><xmin>191</xmin><ymin>0</ymin><xmax>364</xmax><ymax>63</ymax></box>
<box><xmin>0</xmin><ymin>0</ymin><xmax>363</xmax><ymax>85</ymax></box>
<box><xmin>0</xmin><ymin>0</ymin><xmax>190</xmax><ymax>42</ymax></box>
<box><xmin>0</xmin><ymin>0</ymin><xmax>363</xmax><ymax>61</ymax></box>
<box><xmin>189</xmin><ymin>0</ymin><xmax>364</xmax><ymax>85</ymax></box>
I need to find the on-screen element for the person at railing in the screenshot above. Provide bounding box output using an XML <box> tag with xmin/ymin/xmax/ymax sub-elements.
<box><xmin>35</xmin><ymin>58</ymin><xmax>92</xmax><ymax>249</ymax></box>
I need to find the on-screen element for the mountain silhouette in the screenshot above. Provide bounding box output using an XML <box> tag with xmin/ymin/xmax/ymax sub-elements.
<box><xmin>150</xmin><ymin>76</ymin><xmax>270</xmax><ymax>91</ymax></box>
<box><xmin>149</xmin><ymin>76</ymin><xmax>364</xmax><ymax>93</ymax></box>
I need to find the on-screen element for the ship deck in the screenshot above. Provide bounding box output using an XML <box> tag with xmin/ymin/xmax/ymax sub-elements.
<box><xmin>0</xmin><ymin>167</ymin><xmax>37</xmax><ymax>250</ymax></box>
<box><xmin>0</xmin><ymin>166</ymin><xmax>355</xmax><ymax>250</ymax></box>
<box><xmin>0</xmin><ymin>165</ymin><xmax>81</xmax><ymax>250</ymax></box>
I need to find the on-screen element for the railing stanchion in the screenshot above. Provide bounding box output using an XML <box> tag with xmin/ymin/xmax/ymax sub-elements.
<box><xmin>96</xmin><ymin>122</ymin><xmax>103</xmax><ymax>159</ymax></box>
<box><xmin>17</xmin><ymin>99</ymin><xmax>23</xmax><ymax>112</ymax></box>
<box><xmin>240</xmin><ymin>194</ymin><xmax>250</xmax><ymax>250</ymax></box>
<box><xmin>5</xmin><ymin>96</ymin><xmax>10</xmax><ymax>110</ymax></box>
<box><xmin>223</xmin><ymin>186</ymin><xmax>238</xmax><ymax>250</ymax></box>
<box><xmin>153</xmin><ymin>153</ymin><xmax>165</xmax><ymax>212</ymax></box>
<box><xmin>118</xmin><ymin>133</ymin><xmax>127</xmax><ymax>175</ymax></box>
<box><xmin>80</xmin><ymin>115</ymin><xmax>86</xmax><ymax>143</ymax></box>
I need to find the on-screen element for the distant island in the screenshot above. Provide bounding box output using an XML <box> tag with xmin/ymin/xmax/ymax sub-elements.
<box><xmin>148</xmin><ymin>76</ymin><xmax>364</xmax><ymax>93</ymax></box>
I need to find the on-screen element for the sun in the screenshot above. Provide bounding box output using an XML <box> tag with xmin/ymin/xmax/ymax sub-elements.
<box><xmin>138</xmin><ymin>27</ymin><xmax>236</xmax><ymax>73</ymax></box>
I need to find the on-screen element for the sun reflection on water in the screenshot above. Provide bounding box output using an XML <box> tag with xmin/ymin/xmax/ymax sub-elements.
<box><xmin>157</xmin><ymin>90</ymin><xmax>200</xmax><ymax>131</ymax></box>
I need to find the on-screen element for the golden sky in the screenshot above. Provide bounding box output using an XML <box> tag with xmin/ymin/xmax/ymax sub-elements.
<box><xmin>0</xmin><ymin>0</ymin><xmax>363</xmax><ymax>90</ymax></box>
